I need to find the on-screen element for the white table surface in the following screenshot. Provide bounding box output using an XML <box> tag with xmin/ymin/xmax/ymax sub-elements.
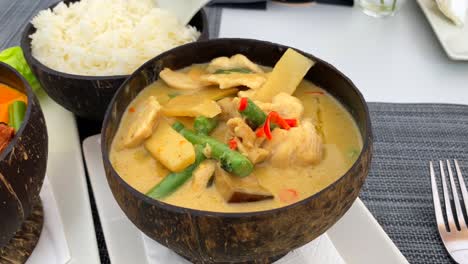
<box><xmin>219</xmin><ymin>1</ymin><xmax>468</xmax><ymax>105</ymax></box>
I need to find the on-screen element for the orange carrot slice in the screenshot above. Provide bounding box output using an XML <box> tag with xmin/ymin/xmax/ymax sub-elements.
<box><xmin>0</xmin><ymin>83</ymin><xmax>27</xmax><ymax>104</ymax></box>
<box><xmin>279</xmin><ymin>188</ymin><xmax>299</xmax><ymax>203</ymax></box>
<box><xmin>0</xmin><ymin>103</ymin><xmax>8</xmax><ymax>123</ymax></box>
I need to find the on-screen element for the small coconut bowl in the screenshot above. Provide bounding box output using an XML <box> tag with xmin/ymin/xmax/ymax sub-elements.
<box><xmin>101</xmin><ymin>39</ymin><xmax>373</xmax><ymax>263</ymax></box>
<box><xmin>0</xmin><ymin>62</ymin><xmax>48</xmax><ymax>248</ymax></box>
<box><xmin>20</xmin><ymin>0</ymin><xmax>209</xmax><ymax>121</ymax></box>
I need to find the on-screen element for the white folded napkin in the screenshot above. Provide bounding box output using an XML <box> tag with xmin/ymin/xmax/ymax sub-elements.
<box><xmin>26</xmin><ymin>176</ymin><xmax>71</xmax><ymax>264</ymax></box>
<box><xmin>436</xmin><ymin>0</ymin><xmax>467</xmax><ymax>26</ymax></box>
<box><xmin>142</xmin><ymin>231</ymin><xmax>345</xmax><ymax>264</ymax></box>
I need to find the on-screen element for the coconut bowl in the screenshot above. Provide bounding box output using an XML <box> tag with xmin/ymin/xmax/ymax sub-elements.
<box><xmin>0</xmin><ymin>62</ymin><xmax>48</xmax><ymax>248</ymax></box>
<box><xmin>101</xmin><ymin>39</ymin><xmax>373</xmax><ymax>263</ymax></box>
<box><xmin>20</xmin><ymin>0</ymin><xmax>209</xmax><ymax>121</ymax></box>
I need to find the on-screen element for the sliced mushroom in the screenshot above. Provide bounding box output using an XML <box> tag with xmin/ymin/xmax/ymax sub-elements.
<box><xmin>207</xmin><ymin>54</ymin><xmax>264</xmax><ymax>74</ymax></box>
<box><xmin>215</xmin><ymin>165</ymin><xmax>273</xmax><ymax>203</ymax></box>
<box><xmin>200</xmin><ymin>73</ymin><xmax>266</xmax><ymax>90</ymax></box>
<box><xmin>123</xmin><ymin>96</ymin><xmax>161</xmax><ymax>148</ymax></box>
<box><xmin>159</xmin><ymin>68</ymin><xmax>211</xmax><ymax>90</ymax></box>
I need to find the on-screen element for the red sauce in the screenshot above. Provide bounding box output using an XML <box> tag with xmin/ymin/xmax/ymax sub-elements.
<box><xmin>0</xmin><ymin>123</ymin><xmax>15</xmax><ymax>153</ymax></box>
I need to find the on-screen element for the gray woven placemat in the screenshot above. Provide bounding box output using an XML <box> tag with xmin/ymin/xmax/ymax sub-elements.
<box><xmin>363</xmin><ymin>103</ymin><xmax>468</xmax><ymax>264</ymax></box>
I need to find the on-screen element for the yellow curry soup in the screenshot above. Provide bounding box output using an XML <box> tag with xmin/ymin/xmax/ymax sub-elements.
<box><xmin>110</xmin><ymin>50</ymin><xmax>362</xmax><ymax>212</ymax></box>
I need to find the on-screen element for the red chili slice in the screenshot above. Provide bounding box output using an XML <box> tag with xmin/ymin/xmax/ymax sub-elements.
<box><xmin>284</xmin><ymin>119</ymin><xmax>297</xmax><ymax>127</ymax></box>
<box><xmin>228</xmin><ymin>138</ymin><xmax>238</xmax><ymax>150</ymax></box>
<box><xmin>264</xmin><ymin>113</ymin><xmax>273</xmax><ymax>140</ymax></box>
<box><xmin>238</xmin><ymin>97</ymin><xmax>248</xmax><ymax>111</ymax></box>
<box><xmin>255</xmin><ymin>127</ymin><xmax>265</xmax><ymax>138</ymax></box>
<box><xmin>271</xmin><ymin>113</ymin><xmax>290</xmax><ymax>130</ymax></box>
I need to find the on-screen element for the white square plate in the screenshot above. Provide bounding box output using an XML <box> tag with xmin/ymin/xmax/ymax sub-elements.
<box><xmin>31</xmin><ymin>95</ymin><xmax>100</xmax><ymax>264</ymax></box>
<box><xmin>417</xmin><ymin>0</ymin><xmax>468</xmax><ymax>60</ymax></box>
<box><xmin>83</xmin><ymin>134</ymin><xmax>408</xmax><ymax>264</ymax></box>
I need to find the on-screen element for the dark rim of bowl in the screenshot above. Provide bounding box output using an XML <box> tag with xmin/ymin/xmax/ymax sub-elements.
<box><xmin>101</xmin><ymin>38</ymin><xmax>373</xmax><ymax>218</ymax></box>
<box><xmin>20</xmin><ymin>0</ymin><xmax>208</xmax><ymax>81</ymax></box>
<box><xmin>0</xmin><ymin>62</ymin><xmax>35</xmax><ymax>161</ymax></box>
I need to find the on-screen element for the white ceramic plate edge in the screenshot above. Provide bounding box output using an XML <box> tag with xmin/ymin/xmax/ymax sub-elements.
<box><xmin>83</xmin><ymin>134</ymin><xmax>408</xmax><ymax>264</ymax></box>
<box><xmin>328</xmin><ymin>199</ymin><xmax>409</xmax><ymax>264</ymax></box>
<box><xmin>41</xmin><ymin>95</ymin><xmax>100</xmax><ymax>264</ymax></box>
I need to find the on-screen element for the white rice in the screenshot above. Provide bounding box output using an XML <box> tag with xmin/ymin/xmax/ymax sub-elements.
<box><xmin>30</xmin><ymin>0</ymin><xmax>200</xmax><ymax>76</ymax></box>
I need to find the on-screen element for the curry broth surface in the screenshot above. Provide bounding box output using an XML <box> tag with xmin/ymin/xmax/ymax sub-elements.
<box><xmin>110</xmin><ymin>72</ymin><xmax>362</xmax><ymax>212</ymax></box>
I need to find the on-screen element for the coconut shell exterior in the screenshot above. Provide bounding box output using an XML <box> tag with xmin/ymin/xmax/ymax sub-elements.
<box><xmin>0</xmin><ymin>201</ymin><xmax>43</xmax><ymax>264</ymax></box>
<box><xmin>20</xmin><ymin>0</ymin><xmax>209</xmax><ymax>121</ymax></box>
<box><xmin>101</xmin><ymin>39</ymin><xmax>373</xmax><ymax>263</ymax></box>
<box><xmin>0</xmin><ymin>62</ymin><xmax>48</xmax><ymax>249</ymax></box>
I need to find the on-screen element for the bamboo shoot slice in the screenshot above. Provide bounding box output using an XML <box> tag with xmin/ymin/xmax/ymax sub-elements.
<box><xmin>254</xmin><ymin>48</ymin><xmax>315</xmax><ymax>102</ymax></box>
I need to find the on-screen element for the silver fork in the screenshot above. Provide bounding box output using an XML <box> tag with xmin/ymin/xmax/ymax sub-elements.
<box><xmin>430</xmin><ymin>160</ymin><xmax>468</xmax><ymax>264</ymax></box>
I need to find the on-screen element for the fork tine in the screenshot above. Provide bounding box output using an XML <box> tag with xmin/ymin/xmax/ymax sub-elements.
<box><xmin>440</xmin><ymin>160</ymin><xmax>457</xmax><ymax>232</ymax></box>
<box><xmin>454</xmin><ymin>159</ymin><xmax>468</xmax><ymax>228</ymax></box>
<box><xmin>447</xmin><ymin>160</ymin><xmax>465</xmax><ymax>229</ymax></box>
<box><xmin>430</xmin><ymin>161</ymin><xmax>446</xmax><ymax>232</ymax></box>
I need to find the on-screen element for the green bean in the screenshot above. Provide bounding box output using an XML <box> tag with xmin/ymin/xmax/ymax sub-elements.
<box><xmin>173</xmin><ymin>122</ymin><xmax>253</xmax><ymax>177</ymax></box>
<box><xmin>239</xmin><ymin>98</ymin><xmax>267</xmax><ymax>129</ymax></box>
<box><xmin>8</xmin><ymin>101</ymin><xmax>26</xmax><ymax>132</ymax></box>
<box><xmin>214</xmin><ymin>68</ymin><xmax>252</xmax><ymax>74</ymax></box>
<box><xmin>194</xmin><ymin>116</ymin><xmax>218</xmax><ymax>135</ymax></box>
<box><xmin>146</xmin><ymin>145</ymin><xmax>206</xmax><ymax>199</ymax></box>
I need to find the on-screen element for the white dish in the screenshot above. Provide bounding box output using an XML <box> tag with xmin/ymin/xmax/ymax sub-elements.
<box><xmin>417</xmin><ymin>0</ymin><xmax>468</xmax><ymax>60</ymax></box>
<box><xmin>34</xmin><ymin>94</ymin><xmax>100</xmax><ymax>264</ymax></box>
<box><xmin>83</xmin><ymin>134</ymin><xmax>408</xmax><ymax>264</ymax></box>
<box><xmin>27</xmin><ymin>176</ymin><xmax>70</xmax><ymax>264</ymax></box>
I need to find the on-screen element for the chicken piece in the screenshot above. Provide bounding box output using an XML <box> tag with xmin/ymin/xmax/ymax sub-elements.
<box><xmin>250</xmin><ymin>93</ymin><xmax>303</xmax><ymax>120</ymax></box>
<box><xmin>207</xmin><ymin>54</ymin><xmax>264</xmax><ymax>74</ymax></box>
<box><xmin>226</xmin><ymin>118</ymin><xmax>270</xmax><ymax>164</ymax></box>
<box><xmin>215</xmin><ymin>165</ymin><xmax>273</xmax><ymax>203</ymax></box>
<box><xmin>235</xmin><ymin>138</ymin><xmax>270</xmax><ymax>164</ymax></box>
<box><xmin>263</xmin><ymin>119</ymin><xmax>323</xmax><ymax>168</ymax></box>
<box><xmin>200</xmin><ymin>73</ymin><xmax>266</xmax><ymax>90</ymax></box>
<box><xmin>217</xmin><ymin>97</ymin><xmax>241</xmax><ymax>121</ymax></box>
<box><xmin>271</xmin><ymin>93</ymin><xmax>304</xmax><ymax>119</ymax></box>
<box><xmin>123</xmin><ymin>96</ymin><xmax>161</xmax><ymax>148</ymax></box>
<box><xmin>237</xmin><ymin>89</ymin><xmax>256</xmax><ymax>98</ymax></box>
<box><xmin>227</xmin><ymin>117</ymin><xmax>256</xmax><ymax>148</ymax></box>
<box><xmin>191</xmin><ymin>160</ymin><xmax>217</xmax><ymax>194</ymax></box>
<box><xmin>160</xmin><ymin>68</ymin><xmax>211</xmax><ymax>90</ymax></box>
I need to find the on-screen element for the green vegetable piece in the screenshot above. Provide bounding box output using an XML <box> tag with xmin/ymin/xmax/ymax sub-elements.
<box><xmin>239</xmin><ymin>98</ymin><xmax>267</xmax><ymax>129</ymax></box>
<box><xmin>168</xmin><ymin>92</ymin><xmax>180</xmax><ymax>98</ymax></box>
<box><xmin>146</xmin><ymin>145</ymin><xmax>206</xmax><ymax>199</ymax></box>
<box><xmin>8</xmin><ymin>101</ymin><xmax>27</xmax><ymax>132</ymax></box>
<box><xmin>194</xmin><ymin>116</ymin><xmax>218</xmax><ymax>135</ymax></box>
<box><xmin>173</xmin><ymin>122</ymin><xmax>254</xmax><ymax>178</ymax></box>
<box><xmin>214</xmin><ymin>68</ymin><xmax>252</xmax><ymax>74</ymax></box>
<box><xmin>347</xmin><ymin>148</ymin><xmax>360</xmax><ymax>160</ymax></box>
<box><xmin>0</xmin><ymin>47</ymin><xmax>41</xmax><ymax>92</ymax></box>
